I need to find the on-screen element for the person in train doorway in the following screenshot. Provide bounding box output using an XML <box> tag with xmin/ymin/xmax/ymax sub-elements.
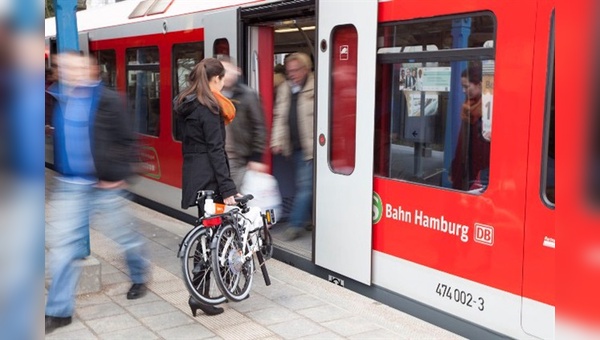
<box><xmin>217</xmin><ymin>55</ymin><xmax>268</xmax><ymax>189</ymax></box>
<box><xmin>271</xmin><ymin>52</ymin><xmax>315</xmax><ymax>241</ymax></box>
<box><xmin>45</xmin><ymin>52</ymin><xmax>149</xmax><ymax>334</ymax></box>
<box><xmin>173</xmin><ymin>57</ymin><xmax>240</xmax><ymax>316</ymax></box>
<box><xmin>450</xmin><ymin>65</ymin><xmax>491</xmax><ymax>191</ymax></box>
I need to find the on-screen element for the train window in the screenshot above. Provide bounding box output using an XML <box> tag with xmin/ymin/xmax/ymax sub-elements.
<box><xmin>213</xmin><ymin>39</ymin><xmax>229</xmax><ymax>57</ymax></box>
<box><xmin>329</xmin><ymin>25</ymin><xmax>358</xmax><ymax>175</ymax></box>
<box><xmin>126</xmin><ymin>46</ymin><xmax>160</xmax><ymax>137</ymax></box>
<box><xmin>587</xmin><ymin>23</ymin><xmax>600</xmax><ymax>206</ymax></box>
<box><xmin>374</xmin><ymin>13</ymin><xmax>496</xmax><ymax>192</ymax></box>
<box><xmin>589</xmin><ymin>80</ymin><xmax>600</xmax><ymax>206</ymax></box>
<box><xmin>542</xmin><ymin>16</ymin><xmax>555</xmax><ymax>206</ymax></box>
<box><xmin>96</xmin><ymin>50</ymin><xmax>116</xmax><ymax>89</ymax></box>
<box><xmin>542</xmin><ymin>67</ymin><xmax>555</xmax><ymax>205</ymax></box>
<box><xmin>172</xmin><ymin>42</ymin><xmax>204</xmax><ymax>141</ymax></box>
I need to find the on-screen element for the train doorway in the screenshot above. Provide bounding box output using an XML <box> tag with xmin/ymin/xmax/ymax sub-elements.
<box><xmin>239</xmin><ymin>0</ymin><xmax>316</xmax><ymax>260</ymax></box>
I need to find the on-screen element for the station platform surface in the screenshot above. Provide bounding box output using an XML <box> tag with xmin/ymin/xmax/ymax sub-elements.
<box><xmin>44</xmin><ymin>173</ymin><xmax>462</xmax><ymax>339</ymax></box>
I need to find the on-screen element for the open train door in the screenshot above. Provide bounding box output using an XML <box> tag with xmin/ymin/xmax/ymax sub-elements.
<box><xmin>203</xmin><ymin>7</ymin><xmax>239</xmax><ymax>59</ymax></box>
<box><xmin>314</xmin><ymin>0</ymin><xmax>377</xmax><ymax>285</ymax></box>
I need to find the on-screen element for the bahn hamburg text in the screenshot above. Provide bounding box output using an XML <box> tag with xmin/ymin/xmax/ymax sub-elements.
<box><xmin>386</xmin><ymin>205</ymin><xmax>470</xmax><ymax>243</ymax></box>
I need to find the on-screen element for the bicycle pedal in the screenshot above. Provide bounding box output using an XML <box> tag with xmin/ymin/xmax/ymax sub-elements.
<box><xmin>263</xmin><ymin>209</ymin><xmax>276</xmax><ymax>226</ymax></box>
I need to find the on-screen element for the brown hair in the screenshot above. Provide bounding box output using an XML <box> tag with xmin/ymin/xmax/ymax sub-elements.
<box><xmin>177</xmin><ymin>57</ymin><xmax>225</xmax><ymax>114</ymax></box>
<box><xmin>461</xmin><ymin>65</ymin><xmax>482</xmax><ymax>85</ymax></box>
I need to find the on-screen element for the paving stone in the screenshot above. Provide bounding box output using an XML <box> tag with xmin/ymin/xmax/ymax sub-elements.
<box><xmin>148</xmin><ymin>279</ymin><xmax>185</xmax><ymax>295</ymax></box>
<box><xmin>77</xmin><ymin>301</ymin><xmax>127</xmax><ymax>321</ymax></box>
<box><xmin>229</xmin><ymin>293</ymin><xmax>279</xmax><ymax>313</ymax></box>
<box><xmin>268</xmin><ymin>317</ymin><xmax>327</xmax><ymax>339</ymax></box>
<box><xmin>76</xmin><ymin>292</ymin><xmax>113</xmax><ymax>308</ymax></box>
<box><xmin>213</xmin><ymin>321</ymin><xmax>275</xmax><ymax>340</ymax></box>
<box><xmin>296</xmin><ymin>331</ymin><xmax>345</xmax><ymax>339</ymax></box>
<box><xmin>349</xmin><ymin>327</ymin><xmax>407</xmax><ymax>339</ymax></box>
<box><xmin>296</xmin><ymin>304</ymin><xmax>352</xmax><ymax>323</ymax></box>
<box><xmin>86</xmin><ymin>313</ymin><xmax>141</xmax><ymax>334</ymax></box>
<box><xmin>76</xmin><ymin>256</ymin><xmax>101</xmax><ymax>295</ymax></box>
<box><xmin>102</xmin><ymin>282</ymin><xmax>131</xmax><ymax>297</ymax></box>
<box><xmin>126</xmin><ymin>299</ymin><xmax>178</xmax><ymax>319</ymax></box>
<box><xmin>252</xmin><ymin>281</ymin><xmax>305</xmax><ymax>301</ymax></box>
<box><xmin>101</xmin><ymin>271</ymin><xmax>130</xmax><ymax>285</ymax></box>
<box><xmin>272</xmin><ymin>294</ymin><xmax>327</xmax><ymax>311</ymax></box>
<box><xmin>321</xmin><ymin>316</ymin><xmax>381</xmax><ymax>337</ymax></box>
<box><xmin>141</xmin><ymin>310</ymin><xmax>195</xmax><ymax>331</ymax></box>
<box><xmin>156</xmin><ymin>322</ymin><xmax>216</xmax><ymax>339</ymax></box>
<box><xmin>98</xmin><ymin>325</ymin><xmax>159</xmax><ymax>340</ymax></box>
<box><xmin>246</xmin><ymin>305</ymin><xmax>302</xmax><ymax>326</ymax></box>
<box><xmin>46</xmin><ymin>327</ymin><xmax>98</xmax><ymax>340</ymax></box>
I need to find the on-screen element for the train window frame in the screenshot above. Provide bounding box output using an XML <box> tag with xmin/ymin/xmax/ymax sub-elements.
<box><xmin>172</xmin><ymin>42</ymin><xmax>204</xmax><ymax>142</ymax></box>
<box><xmin>374</xmin><ymin>12</ymin><xmax>496</xmax><ymax>193</ymax></box>
<box><xmin>126</xmin><ymin>46</ymin><xmax>161</xmax><ymax>137</ymax></box>
<box><xmin>328</xmin><ymin>24</ymin><xmax>358</xmax><ymax>175</ymax></box>
<box><xmin>95</xmin><ymin>49</ymin><xmax>117</xmax><ymax>89</ymax></box>
<box><xmin>540</xmin><ymin>11</ymin><xmax>555</xmax><ymax>207</ymax></box>
<box><xmin>587</xmin><ymin>21</ymin><xmax>600</xmax><ymax>207</ymax></box>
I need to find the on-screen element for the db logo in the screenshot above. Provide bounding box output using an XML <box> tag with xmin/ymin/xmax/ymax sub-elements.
<box><xmin>474</xmin><ymin>223</ymin><xmax>494</xmax><ymax>246</ymax></box>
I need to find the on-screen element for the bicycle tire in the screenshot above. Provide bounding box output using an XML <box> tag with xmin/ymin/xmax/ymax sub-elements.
<box><xmin>211</xmin><ymin>223</ymin><xmax>254</xmax><ymax>302</ymax></box>
<box><xmin>181</xmin><ymin>227</ymin><xmax>226</xmax><ymax>305</ymax></box>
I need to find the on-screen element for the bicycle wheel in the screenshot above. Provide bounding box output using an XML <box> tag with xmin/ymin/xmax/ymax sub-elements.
<box><xmin>181</xmin><ymin>227</ymin><xmax>226</xmax><ymax>305</ymax></box>
<box><xmin>211</xmin><ymin>223</ymin><xmax>254</xmax><ymax>302</ymax></box>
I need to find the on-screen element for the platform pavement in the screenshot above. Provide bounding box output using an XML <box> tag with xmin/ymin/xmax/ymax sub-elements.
<box><xmin>44</xmin><ymin>184</ymin><xmax>462</xmax><ymax>339</ymax></box>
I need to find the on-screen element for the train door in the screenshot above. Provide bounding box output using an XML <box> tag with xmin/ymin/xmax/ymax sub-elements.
<box><xmin>521</xmin><ymin>2</ymin><xmax>555</xmax><ymax>338</ymax></box>
<box><xmin>203</xmin><ymin>8</ymin><xmax>238</xmax><ymax>58</ymax></box>
<box><xmin>314</xmin><ymin>0</ymin><xmax>378</xmax><ymax>284</ymax></box>
<box><xmin>557</xmin><ymin>0</ymin><xmax>600</xmax><ymax>335</ymax></box>
<box><xmin>239</xmin><ymin>0</ymin><xmax>316</xmax><ymax>259</ymax></box>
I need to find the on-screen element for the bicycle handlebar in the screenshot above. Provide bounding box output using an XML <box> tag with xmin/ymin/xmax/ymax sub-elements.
<box><xmin>234</xmin><ymin>194</ymin><xmax>254</xmax><ymax>205</ymax></box>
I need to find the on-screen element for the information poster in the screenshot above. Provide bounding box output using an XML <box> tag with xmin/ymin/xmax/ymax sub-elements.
<box><xmin>481</xmin><ymin>42</ymin><xmax>494</xmax><ymax>141</ymax></box>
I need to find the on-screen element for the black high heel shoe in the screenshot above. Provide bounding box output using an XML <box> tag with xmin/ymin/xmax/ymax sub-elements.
<box><xmin>188</xmin><ymin>296</ymin><xmax>224</xmax><ymax>316</ymax></box>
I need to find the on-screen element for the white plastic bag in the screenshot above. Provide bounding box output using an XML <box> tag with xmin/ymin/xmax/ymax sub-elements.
<box><xmin>240</xmin><ymin>170</ymin><xmax>282</xmax><ymax>221</ymax></box>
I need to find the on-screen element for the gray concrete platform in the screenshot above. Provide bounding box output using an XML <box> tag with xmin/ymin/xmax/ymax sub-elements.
<box><xmin>45</xmin><ymin>176</ymin><xmax>462</xmax><ymax>339</ymax></box>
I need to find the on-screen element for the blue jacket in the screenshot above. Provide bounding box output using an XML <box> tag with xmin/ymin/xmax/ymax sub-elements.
<box><xmin>49</xmin><ymin>84</ymin><xmax>136</xmax><ymax>182</ymax></box>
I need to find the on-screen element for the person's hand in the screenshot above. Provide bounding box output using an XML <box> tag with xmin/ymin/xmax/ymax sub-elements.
<box><xmin>247</xmin><ymin>161</ymin><xmax>268</xmax><ymax>173</ymax></box>
<box><xmin>45</xmin><ymin>125</ymin><xmax>54</xmax><ymax>136</ymax></box>
<box><xmin>95</xmin><ymin>180</ymin><xmax>126</xmax><ymax>189</ymax></box>
<box><xmin>271</xmin><ymin>146</ymin><xmax>282</xmax><ymax>155</ymax></box>
<box><xmin>482</xmin><ymin>130</ymin><xmax>491</xmax><ymax>141</ymax></box>
<box><xmin>223</xmin><ymin>194</ymin><xmax>239</xmax><ymax>205</ymax></box>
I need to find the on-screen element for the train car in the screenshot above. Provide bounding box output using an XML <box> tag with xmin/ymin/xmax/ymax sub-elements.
<box><xmin>45</xmin><ymin>0</ymin><xmax>597</xmax><ymax>338</ymax></box>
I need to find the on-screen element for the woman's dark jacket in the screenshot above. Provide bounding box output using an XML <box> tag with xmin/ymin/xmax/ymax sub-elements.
<box><xmin>92</xmin><ymin>87</ymin><xmax>138</xmax><ymax>182</ymax></box>
<box><xmin>174</xmin><ymin>95</ymin><xmax>237</xmax><ymax>209</ymax></box>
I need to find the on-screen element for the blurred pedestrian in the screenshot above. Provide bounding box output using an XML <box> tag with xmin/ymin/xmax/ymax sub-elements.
<box><xmin>174</xmin><ymin>57</ymin><xmax>240</xmax><ymax>316</ymax></box>
<box><xmin>218</xmin><ymin>55</ymin><xmax>268</xmax><ymax>189</ymax></box>
<box><xmin>270</xmin><ymin>52</ymin><xmax>315</xmax><ymax>241</ymax></box>
<box><xmin>45</xmin><ymin>52</ymin><xmax>148</xmax><ymax>334</ymax></box>
<box><xmin>45</xmin><ymin>64</ymin><xmax>57</xmax><ymax>135</ymax></box>
<box><xmin>273</xmin><ymin>63</ymin><xmax>286</xmax><ymax>102</ymax></box>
